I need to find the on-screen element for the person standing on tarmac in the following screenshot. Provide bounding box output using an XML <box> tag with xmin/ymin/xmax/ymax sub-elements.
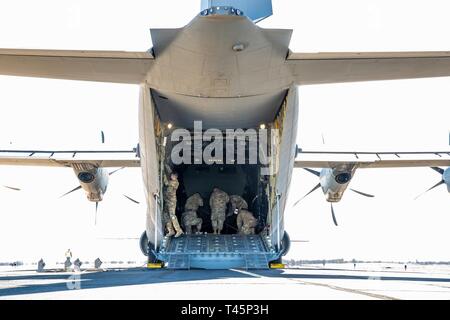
<box><xmin>64</xmin><ymin>249</ymin><xmax>72</xmax><ymax>271</ymax></box>
<box><xmin>65</xmin><ymin>249</ymin><xmax>72</xmax><ymax>261</ymax></box>
<box><xmin>163</xmin><ymin>169</ymin><xmax>184</xmax><ymax>238</ymax></box>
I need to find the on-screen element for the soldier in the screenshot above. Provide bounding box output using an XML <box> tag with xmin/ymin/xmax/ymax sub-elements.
<box><xmin>185</xmin><ymin>192</ymin><xmax>204</xmax><ymax>211</ymax></box>
<box><xmin>209</xmin><ymin>187</ymin><xmax>230</xmax><ymax>234</ymax></box>
<box><xmin>163</xmin><ymin>170</ymin><xmax>184</xmax><ymax>238</ymax></box>
<box><xmin>228</xmin><ymin>195</ymin><xmax>248</xmax><ymax>217</ymax></box>
<box><xmin>182</xmin><ymin>193</ymin><xmax>203</xmax><ymax>234</ymax></box>
<box><xmin>64</xmin><ymin>248</ymin><xmax>72</xmax><ymax>270</ymax></box>
<box><xmin>236</xmin><ymin>209</ymin><xmax>258</xmax><ymax>235</ymax></box>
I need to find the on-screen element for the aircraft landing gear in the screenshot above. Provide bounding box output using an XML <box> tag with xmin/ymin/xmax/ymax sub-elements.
<box><xmin>140</xmin><ymin>231</ymin><xmax>161</xmax><ymax>264</ymax></box>
<box><xmin>281</xmin><ymin>231</ymin><xmax>291</xmax><ymax>257</ymax></box>
<box><xmin>269</xmin><ymin>231</ymin><xmax>291</xmax><ymax>265</ymax></box>
<box><xmin>139</xmin><ymin>231</ymin><xmax>149</xmax><ymax>257</ymax></box>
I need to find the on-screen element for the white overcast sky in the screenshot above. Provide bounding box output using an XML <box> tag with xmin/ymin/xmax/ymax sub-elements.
<box><xmin>0</xmin><ymin>0</ymin><xmax>449</xmax><ymax>263</ymax></box>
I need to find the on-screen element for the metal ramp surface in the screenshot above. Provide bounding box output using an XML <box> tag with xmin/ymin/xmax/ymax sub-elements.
<box><xmin>159</xmin><ymin>234</ymin><xmax>278</xmax><ymax>270</ymax></box>
<box><xmin>167</xmin><ymin>254</ymin><xmax>190</xmax><ymax>269</ymax></box>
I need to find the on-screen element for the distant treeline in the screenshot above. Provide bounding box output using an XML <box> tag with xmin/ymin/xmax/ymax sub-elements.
<box><xmin>0</xmin><ymin>261</ymin><xmax>23</xmax><ymax>266</ymax></box>
<box><xmin>1</xmin><ymin>260</ymin><xmax>140</xmax><ymax>266</ymax></box>
<box><xmin>284</xmin><ymin>259</ymin><xmax>450</xmax><ymax>265</ymax></box>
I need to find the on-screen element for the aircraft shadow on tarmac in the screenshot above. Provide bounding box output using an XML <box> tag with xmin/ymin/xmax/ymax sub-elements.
<box><xmin>1</xmin><ymin>268</ymin><xmax>450</xmax><ymax>297</ymax></box>
<box><xmin>252</xmin><ymin>270</ymin><xmax>450</xmax><ymax>283</ymax></box>
<box><xmin>0</xmin><ymin>268</ymin><xmax>251</xmax><ymax>297</ymax></box>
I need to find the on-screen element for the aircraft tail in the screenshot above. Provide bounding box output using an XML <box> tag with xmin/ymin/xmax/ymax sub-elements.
<box><xmin>201</xmin><ymin>0</ymin><xmax>273</xmax><ymax>23</ymax></box>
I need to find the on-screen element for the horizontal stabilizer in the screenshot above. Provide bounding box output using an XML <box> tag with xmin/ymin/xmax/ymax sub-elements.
<box><xmin>0</xmin><ymin>49</ymin><xmax>153</xmax><ymax>83</ymax></box>
<box><xmin>287</xmin><ymin>51</ymin><xmax>450</xmax><ymax>85</ymax></box>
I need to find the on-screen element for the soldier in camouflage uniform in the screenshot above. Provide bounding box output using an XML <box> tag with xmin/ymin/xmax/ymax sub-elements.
<box><xmin>228</xmin><ymin>195</ymin><xmax>248</xmax><ymax>217</ymax></box>
<box><xmin>182</xmin><ymin>193</ymin><xmax>203</xmax><ymax>234</ymax></box>
<box><xmin>163</xmin><ymin>170</ymin><xmax>184</xmax><ymax>238</ymax></box>
<box><xmin>236</xmin><ymin>209</ymin><xmax>258</xmax><ymax>235</ymax></box>
<box><xmin>209</xmin><ymin>188</ymin><xmax>230</xmax><ymax>234</ymax></box>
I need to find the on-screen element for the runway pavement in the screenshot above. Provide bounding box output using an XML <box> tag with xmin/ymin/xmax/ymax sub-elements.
<box><xmin>1</xmin><ymin>264</ymin><xmax>450</xmax><ymax>299</ymax></box>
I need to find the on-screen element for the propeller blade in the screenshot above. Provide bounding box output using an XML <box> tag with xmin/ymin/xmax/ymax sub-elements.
<box><xmin>123</xmin><ymin>194</ymin><xmax>140</xmax><ymax>204</ymax></box>
<box><xmin>109</xmin><ymin>167</ymin><xmax>125</xmax><ymax>176</ymax></box>
<box><xmin>414</xmin><ymin>180</ymin><xmax>445</xmax><ymax>200</ymax></box>
<box><xmin>303</xmin><ymin>168</ymin><xmax>321</xmax><ymax>177</ymax></box>
<box><xmin>3</xmin><ymin>185</ymin><xmax>21</xmax><ymax>191</ymax></box>
<box><xmin>331</xmin><ymin>203</ymin><xmax>338</xmax><ymax>226</ymax></box>
<box><xmin>101</xmin><ymin>131</ymin><xmax>105</xmax><ymax>144</ymax></box>
<box><xmin>293</xmin><ymin>183</ymin><xmax>321</xmax><ymax>206</ymax></box>
<box><xmin>431</xmin><ymin>167</ymin><xmax>445</xmax><ymax>175</ymax></box>
<box><xmin>350</xmin><ymin>188</ymin><xmax>375</xmax><ymax>198</ymax></box>
<box><xmin>60</xmin><ymin>185</ymin><xmax>82</xmax><ymax>198</ymax></box>
<box><xmin>95</xmin><ymin>202</ymin><xmax>99</xmax><ymax>226</ymax></box>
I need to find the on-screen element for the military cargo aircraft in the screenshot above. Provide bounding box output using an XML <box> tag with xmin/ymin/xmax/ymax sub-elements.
<box><xmin>0</xmin><ymin>0</ymin><xmax>449</xmax><ymax>269</ymax></box>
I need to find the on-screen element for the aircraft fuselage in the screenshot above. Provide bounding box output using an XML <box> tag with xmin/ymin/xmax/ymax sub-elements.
<box><xmin>138</xmin><ymin>12</ymin><xmax>299</xmax><ymax>262</ymax></box>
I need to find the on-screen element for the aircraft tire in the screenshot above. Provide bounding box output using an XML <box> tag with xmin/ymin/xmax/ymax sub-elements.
<box><xmin>281</xmin><ymin>231</ymin><xmax>291</xmax><ymax>256</ymax></box>
<box><xmin>139</xmin><ymin>231</ymin><xmax>149</xmax><ymax>256</ymax></box>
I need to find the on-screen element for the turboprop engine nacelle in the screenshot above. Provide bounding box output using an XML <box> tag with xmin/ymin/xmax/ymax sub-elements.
<box><xmin>72</xmin><ymin>163</ymin><xmax>109</xmax><ymax>202</ymax></box>
<box><xmin>296</xmin><ymin>165</ymin><xmax>373</xmax><ymax>226</ymax></box>
<box><xmin>320</xmin><ymin>168</ymin><xmax>354</xmax><ymax>202</ymax></box>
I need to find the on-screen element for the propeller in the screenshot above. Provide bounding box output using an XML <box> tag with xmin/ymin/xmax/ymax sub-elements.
<box><xmin>303</xmin><ymin>168</ymin><xmax>320</xmax><ymax>177</ymax></box>
<box><xmin>59</xmin><ymin>185</ymin><xmax>82</xmax><ymax>198</ymax></box>
<box><xmin>431</xmin><ymin>167</ymin><xmax>445</xmax><ymax>175</ymax></box>
<box><xmin>123</xmin><ymin>194</ymin><xmax>140</xmax><ymax>204</ymax></box>
<box><xmin>414</xmin><ymin>167</ymin><xmax>446</xmax><ymax>200</ymax></box>
<box><xmin>101</xmin><ymin>131</ymin><xmax>105</xmax><ymax>144</ymax></box>
<box><xmin>59</xmin><ymin>166</ymin><xmax>140</xmax><ymax>226</ymax></box>
<box><xmin>293</xmin><ymin>167</ymin><xmax>375</xmax><ymax>226</ymax></box>
<box><xmin>414</xmin><ymin>179</ymin><xmax>445</xmax><ymax>200</ymax></box>
<box><xmin>293</xmin><ymin>183</ymin><xmax>321</xmax><ymax>206</ymax></box>
<box><xmin>60</xmin><ymin>167</ymin><xmax>125</xmax><ymax>199</ymax></box>
<box><xmin>109</xmin><ymin>167</ymin><xmax>125</xmax><ymax>176</ymax></box>
<box><xmin>349</xmin><ymin>188</ymin><xmax>375</xmax><ymax>198</ymax></box>
<box><xmin>330</xmin><ymin>203</ymin><xmax>338</xmax><ymax>226</ymax></box>
<box><xmin>95</xmin><ymin>202</ymin><xmax>99</xmax><ymax>225</ymax></box>
<box><xmin>3</xmin><ymin>185</ymin><xmax>21</xmax><ymax>191</ymax></box>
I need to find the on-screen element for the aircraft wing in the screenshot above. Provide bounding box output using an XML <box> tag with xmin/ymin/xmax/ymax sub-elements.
<box><xmin>0</xmin><ymin>49</ymin><xmax>153</xmax><ymax>83</ymax></box>
<box><xmin>0</xmin><ymin>149</ymin><xmax>140</xmax><ymax>168</ymax></box>
<box><xmin>295</xmin><ymin>150</ymin><xmax>450</xmax><ymax>169</ymax></box>
<box><xmin>286</xmin><ymin>51</ymin><xmax>450</xmax><ymax>85</ymax></box>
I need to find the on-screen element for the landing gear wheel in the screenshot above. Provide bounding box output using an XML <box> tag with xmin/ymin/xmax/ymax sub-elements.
<box><xmin>269</xmin><ymin>231</ymin><xmax>291</xmax><ymax>265</ymax></box>
<box><xmin>140</xmin><ymin>231</ymin><xmax>161</xmax><ymax>264</ymax></box>
<box><xmin>281</xmin><ymin>231</ymin><xmax>291</xmax><ymax>257</ymax></box>
<box><xmin>139</xmin><ymin>231</ymin><xmax>149</xmax><ymax>257</ymax></box>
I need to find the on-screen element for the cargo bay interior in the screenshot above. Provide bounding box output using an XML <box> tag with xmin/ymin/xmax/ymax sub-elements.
<box><xmin>151</xmin><ymin>88</ymin><xmax>288</xmax><ymax>237</ymax></box>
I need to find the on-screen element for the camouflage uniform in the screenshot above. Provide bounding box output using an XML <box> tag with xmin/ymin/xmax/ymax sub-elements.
<box><xmin>185</xmin><ymin>193</ymin><xmax>203</xmax><ymax>211</ymax></box>
<box><xmin>163</xmin><ymin>171</ymin><xmax>183</xmax><ymax>237</ymax></box>
<box><xmin>182</xmin><ymin>211</ymin><xmax>203</xmax><ymax>234</ymax></box>
<box><xmin>236</xmin><ymin>209</ymin><xmax>258</xmax><ymax>235</ymax></box>
<box><xmin>228</xmin><ymin>195</ymin><xmax>248</xmax><ymax>217</ymax></box>
<box><xmin>182</xmin><ymin>193</ymin><xmax>203</xmax><ymax>234</ymax></box>
<box><xmin>209</xmin><ymin>188</ymin><xmax>230</xmax><ymax>234</ymax></box>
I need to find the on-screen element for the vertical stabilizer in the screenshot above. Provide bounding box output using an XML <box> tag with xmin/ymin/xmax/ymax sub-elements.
<box><xmin>201</xmin><ymin>0</ymin><xmax>273</xmax><ymax>23</ymax></box>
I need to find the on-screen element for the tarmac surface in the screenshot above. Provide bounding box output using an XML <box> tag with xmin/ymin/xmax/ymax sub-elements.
<box><xmin>1</xmin><ymin>264</ymin><xmax>450</xmax><ymax>299</ymax></box>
